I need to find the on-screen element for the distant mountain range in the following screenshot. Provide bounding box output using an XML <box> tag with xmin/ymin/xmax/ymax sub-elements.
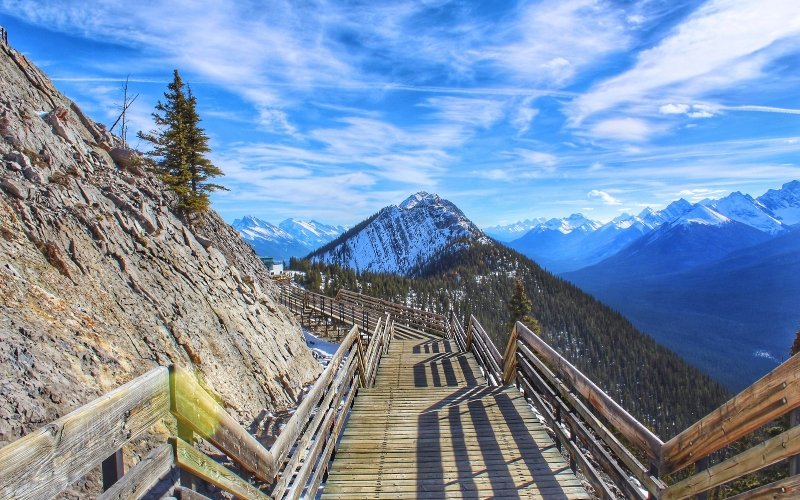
<box><xmin>232</xmin><ymin>217</ymin><xmax>346</xmax><ymax>261</ymax></box>
<box><xmin>490</xmin><ymin>180</ymin><xmax>800</xmax><ymax>390</ymax></box>
<box><xmin>309</xmin><ymin>192</ymin><xmax>488</xmax><ymax>275</ymax></box>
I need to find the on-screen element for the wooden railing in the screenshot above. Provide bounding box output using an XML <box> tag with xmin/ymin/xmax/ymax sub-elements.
<box><xmin>336</xmin><ymin>288</ymin><xmax>447</xmax><ymax>336</ymax></box>
<box><xmin>280</xmin><ymin>284</ymin><xmax>447</xmax><ymax>338</ymax></box>
<box><xmin>281</xmin><ymin>284</ymin><xmax>382</xmax><ymax>333</ymax></box>
<box><xmin>0</xmin><ymin>316</ymin><xmax>394</xmax><ymax>500</ymax></box>
<box><xmin>454</xmin><ymin>314</ymin><xmax>800</xmax><ymax>499</ymax></box>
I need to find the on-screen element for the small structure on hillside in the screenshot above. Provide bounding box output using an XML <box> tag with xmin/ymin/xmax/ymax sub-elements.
<box><xmin>259</xmin><ymin>257</ymin><xmax>284</xmax><ymax>276</ymax></box>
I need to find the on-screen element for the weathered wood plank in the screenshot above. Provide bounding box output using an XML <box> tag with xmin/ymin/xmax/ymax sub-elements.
<box><xmin>663</xmin><ymin>425</ymin><xmax>800</xmax><ymax>499</ymax></box>
<box><xmin>306</xmin><ymin>372</ymin><xmax>360</xmax><ymax>499</ymax></box>
<box><xmin>662</xmin><ymin>353</ymin><xmax>800</xmax><ymax>474</ymax></box>
<box><xmin>0</xmin><ymin>366</ymin><xmax>170</xmax><ymax>500</ymax></box>
<box><xmin>271</xmin><ymin>350</ymin><xmax>356</xmax><ymax>498</ymax></box>
<box><xmin>170</xmin><ymin>365</ymin><xmax>276</xmax><ymax>483</ymax></box>
<box><xmin>286</xmin><ymin>407</ymin><xmax>335</xmax><ymax>500</ymax></box>
<box><xmin>471</xmin><ymin>316</ymin><xmax>502</xmax><ymax>367</ymax></box>
<box><xmin>516</xmin><ymin>321</ymin><xmax>663</xmax><ymax>464</ymax></box>
<box><xmin>517</xmin><ymin>373</ymin><xmax>615</xmax><ymax>499</ymax></box>
<box><xmin>323</xmin><ymin>327</ymin><xmax>589</xmax><ymax>499</ymax></box>
<box><xmin>98</xmin><ymin>443</ymin><xmax>174</xmax><ymax>500</ymax></box>
<box><xmin>726</xmin><ymin>474</ymin><xmax>800</xmax><ymax>500</ymax></box>
<box><xmin>171</xmin><ymin>437</ymin><xmax>269</xmax><ymax>500</ymax></box>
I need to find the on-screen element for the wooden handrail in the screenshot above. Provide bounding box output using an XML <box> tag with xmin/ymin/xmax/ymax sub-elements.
<box><xmin>515</xmin><ymin>321</ymin><xmax>665</xmax><ymax>464</ymax></box>
<box><xmin>661</xmin><ymin>352</ymin><xmax>800</xmax><ymax>474</ymax></box>
<box><xmin>0</xmin><ymin>366</ymin><xmax>170</xmax><ymax>500</ymax></box>
<box><xmin>170</xmin><ymin>365</ymin><xmax>277</xmax><ymax>482</ymax></box>
<box><xmin>270</xmin><ymin>325</ymin><xmax>359</xmax><ymax>467</ymax></box>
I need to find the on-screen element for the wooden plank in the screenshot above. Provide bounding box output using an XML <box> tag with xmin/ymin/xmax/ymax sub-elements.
<box><xmin>663</xmin><ymin>425</ymin><xmax>800</xmax><ymax>499</ymax></box>
<box><xmin>98</xmin><ymin>444</ymin><xmax>174</xmax><ymax>500</ymax></box>
<box><xmin>286</xmin><ymin>408</ymin><xmax>336</xmax><ymax>500</ymax></box>
<box><xmin>726</xmin><ymin>474</ymin><xmax>800</xmax><ymax>500</ymax></box>
<box><xmin>270</xmin><ymin>325</ymin><xmax>359</xmax><ymax>467</ymax></box>
<box><xmin>516</xmin><ymin>322</ymin><xmax>663</xmax><ymax>464</ymax></box>
<box><xmin>502</xmin><ymin>324</ymin><xmax>518</xmax><ymax>385</ymax></box>
<box><xmin>518</xmin><ymin>374</ymin><xmax>614</xmax><ymax>499</ymax></box>
<box><xmin>171</xmin><ymin>437</ymin><xmax>269</xmax><ymax>500</ymax></box>
<box><xmin>662</xmin><ymin>353</ymin><xmax>800</xmax><ymax>474</ymax></box>
<box><xmin>170</xmin><ymin>365</ymin><xmax>276</xmax><ymax>483</ymax></box>
<box><xmin>0</xmin><ymin>366</ymin><xmax>170</xmax><ymax>500</ymax></box>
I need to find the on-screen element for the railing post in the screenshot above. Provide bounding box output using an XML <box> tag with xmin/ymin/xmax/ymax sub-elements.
<box><xmin>502</xmin><ymin>323</ymin><xmax>519</xmax><ymax>385</ymax></box>
<box><xmin>177</xmin><ymin>421</ymin><xmax>198</xmax><ymax>489</ymax></box>
<box><xmin>648</xmin><ymin>464</ymin><xmax>660</xmax><ymax>500</ymax></box>
<box><xmin>355</xmin><ymin>331</ymin><xmax>368</xmax><ymax>388</ymax></box>
<box><xmin>694</xmin><ymin>457</ymin><xmax>708</xmax><ymax>500</ymax></box>
<box><xmin>101</xmin><ymin>448</ymin><xmax>124</xmax><ymax>491</ymax></box>
<box><xmin>466</xmin><ymin>316</ymin><xmax>474</xmax><ymax>351</ymax></box>
<box><xmin>790</xmin><ymin>408</ymin><xmax>800</xmax><ymax>475</ymax></box>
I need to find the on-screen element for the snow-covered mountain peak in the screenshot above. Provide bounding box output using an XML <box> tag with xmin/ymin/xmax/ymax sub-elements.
<box><xmin>233</xmin><ymin>216</ymin><xmax>345</xmax><ymax>260</ymax></box>
<box><xmin>672</xmin><ymin>205</ymin><xmax>731</xmax><ymax>227</ymax></box>
<box><xmin>311</xmin><ymin>193</ymin><xmax>485</xmax><ymax>275</ymax></box>
<box><xmin>637</xmin><ymin>198</ymin><xmax>694</xmax><ymax>227</ymax></box>
<box><xmin>400</xmin><ymin>191</ymin><xmax>443</xmax><ymax>210</ymax></box>
<box><xmin>540</xmin><ymin>213</ymin><xmax>601</xmax><ymax>234</ymax></box>
<box><xmin>758</xmin><ymin>180</ymin><xmax>800</xmax><ymax>226</ymax></box>
<box><xmin>710</xmin><ymin>191</ymin><xmax>785</xmax><ymax>234</ymax></box>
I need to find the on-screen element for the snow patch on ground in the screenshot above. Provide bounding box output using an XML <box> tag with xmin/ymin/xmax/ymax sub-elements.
<box><xmin>303</xmin><ymin>328</ymin><xmax>339</xmax><ymax>367</ymax></box>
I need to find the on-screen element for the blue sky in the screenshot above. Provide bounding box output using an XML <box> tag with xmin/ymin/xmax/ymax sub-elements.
<box><xmin>2</xmin><ymin>0</ymin><xmax>800</xmax><ymax>226</ymax></box>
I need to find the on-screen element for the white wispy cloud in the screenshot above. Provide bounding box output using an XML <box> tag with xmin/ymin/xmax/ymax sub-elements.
<box><xmin>659</xmin><ymin>103</ymin><xmax>717</xmax><ymax>118</ymax></box>
<box><xmin>478</xmin><ymin>0</ymin><xmax>630</xmax><ymax>85</ymax></box>
<box><xmin>588</xmin><ymin>189</ymin><xmax>622</xmax><ymax>205</ymax></box>
<box><xmin>589</xmin><ymin>118</ymin><xmax>656</xmax><ymax>142</ymax></box>
<box><xmin>512</xmin><ymin>96</ymin><xmax>539</xmax><ymax>135</ymax></box>
<box><xmin>570</xmin><ymin>0</ymin><xmax>800</xmax><ymax>129</ymax></box>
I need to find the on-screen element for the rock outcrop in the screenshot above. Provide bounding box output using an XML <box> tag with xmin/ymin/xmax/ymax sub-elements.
<box><xmin>0</xmin><ymin>36</ymin><xmax>320</xmax><ymax>452</ymax></box>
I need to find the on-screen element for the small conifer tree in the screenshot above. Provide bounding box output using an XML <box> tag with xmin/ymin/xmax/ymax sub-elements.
<box><xmin>508</xmin><ymin>277</ymin><xmax>541</xmax><ymax>334</ymax></box>
<box><xmin>791</xmin><ymin>328</ymin><xmax>800</xmax><ymax>356</ymax></box>
<box><xmin>138</xmin><ymin>70</ymin><xmax>226</xmax><ymax>214</ymax></box>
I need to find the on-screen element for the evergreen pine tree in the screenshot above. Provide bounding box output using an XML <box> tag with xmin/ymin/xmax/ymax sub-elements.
<box><xmin>138</xmin><ymin>70</ymin><xmax>226</xmax><ymax>214</ymax></box>
<box><xmin>508</xmin><ymin>277</ymin><xmax>541</xmax><ymax>334</ymax></box>
<box><xmin>791</xmin><ymin>328</ymin><xmax>800</xmax><ymax>356</ymax></box>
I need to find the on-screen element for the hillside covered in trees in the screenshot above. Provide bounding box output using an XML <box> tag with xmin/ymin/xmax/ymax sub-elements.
<box><xmin>291</xmin><ymin>239</ymin><xmax>730</xmax><ymax>439</ymax></box>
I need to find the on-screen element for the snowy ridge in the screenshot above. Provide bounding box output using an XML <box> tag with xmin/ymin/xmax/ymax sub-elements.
<box><xmin>484</xmin><ymin>218</ymin><xmax>547</xmax><ymax>242</ymax></box>
<box><xmin>758</xmin><ymin>180</ymin><xmax>800</xmax><ymax>226</ymax></box>
<box><xmin>232</xmin><ymin>216</ymin><xmax>345</xmax><ymax>261</ymax></box>
<box><xmin>709</xmin><ymin>192</ymin><xmax>784</xmax><ymax>234</ymax></box>
<box><xmin>502</xmin><ymin>182</ymin><xmax>798</xmax><ymax>273</ymax></box>
<box><xmin>310</xmin><ymin>192</ymin><xmax>487</xmax><ymax>275</ymax></box>
<box><xmin>670</xmin><ymin>205</ymin><xmax>732</xmax><ymax>227</ymax></box>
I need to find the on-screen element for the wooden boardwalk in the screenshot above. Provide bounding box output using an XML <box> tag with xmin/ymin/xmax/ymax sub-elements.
<box><xmin>322</xmin><ymin>326</ymin><xmax>590</xmax><ymax>499</ymax></box>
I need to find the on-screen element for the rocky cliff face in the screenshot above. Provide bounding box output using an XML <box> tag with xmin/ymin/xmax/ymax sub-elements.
<box><xmin>0</xmin><ymin>37</ymin><xmax>320</xmax><ymax>450</ymax></box>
